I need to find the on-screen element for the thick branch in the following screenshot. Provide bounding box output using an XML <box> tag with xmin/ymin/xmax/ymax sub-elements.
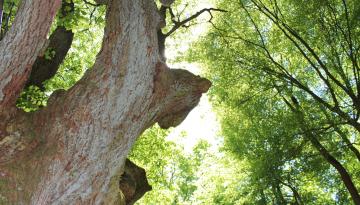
<box><xmin>0</xmin><ymin>0</ymin><xmax>61</xmax><ymax>108</ymax></box>
<box><xmin>26</xmin><ymin>27</ymin><xmax>74</xmax><ymax>89</ymax></box>
<box><xmin>26</xmin><ymin>1</ymin><xmax>75</xmax><ymax>89</ymax></box>
<box><xmin>0</xmin><ymin>1</ymin><xmax>74</xmax><ymax>167</ymax></box>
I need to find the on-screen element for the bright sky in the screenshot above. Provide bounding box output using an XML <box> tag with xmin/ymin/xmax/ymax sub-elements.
<box><xmin>167</xmin><ymin>83</ymin><xmax>221</xmax><ymax>153</ymax></box>
<box><xmin>165</xmin><ymin>0</ymin><xmax>221</xmax><ymax>153</ymax></box>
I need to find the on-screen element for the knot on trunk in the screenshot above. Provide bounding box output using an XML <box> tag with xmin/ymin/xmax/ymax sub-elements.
<box><xmin>119</xmin><ymin>159</ymin><xmax>152</xmax><ymax>205</ymax></box>
<box><xmin>0</xmin><ymin>109</ymin><xmax>38</xmax><ymax>165</ymax></box>
<box><xmin>153</xmin><ymin>62</ymin><xmax>211</xmax><ymax>129</ymax></box>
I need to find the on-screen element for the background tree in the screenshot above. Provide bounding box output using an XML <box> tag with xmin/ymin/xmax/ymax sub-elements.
<box><xmin>190</xmin><ymin>0</ymin><xmax>360</xmax><ymax>204</ymax></box>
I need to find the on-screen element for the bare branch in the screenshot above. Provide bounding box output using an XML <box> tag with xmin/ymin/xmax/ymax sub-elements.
<box><xmin>83</xmin><ymin>0</ymin><xmax>101</xmax><ymax>7</ymax></box>
<box><xmin>164</xmin><ymin>8</ymin><xmax>227</xmax><ymax>37</ymax></box>
<box><xmin>157</xmin><ymin>5</ymin><xmax>226</xmax><ymax>61</ymax></box>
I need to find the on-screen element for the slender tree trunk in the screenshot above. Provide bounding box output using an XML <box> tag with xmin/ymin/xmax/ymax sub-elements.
<box><xmin>277</xmin><ymin>179</ymin><xmax>303</xmax><ymax>205</ymax></box>
<box><xmin>0</xmin><ymin>0</ymin><xmax>210</xmax><ymax>204</ymax></box>
<box><xmin>260</xmin><ymin>189</ymin><xmax>267</xmax><ymax>204</ymax></box>
<box><xmin>289</xmin><ymin>184</ymin><xmax>303</xmax><ymax>205</ymax></box>
<box><xmin>273</xmin><ymin>184</ymin><xmax>286</xmax><ymax>205</ymax></box>
<box><xmin>295</xmin><ymin>111</ymin><xmax>360</xmax><ymax>204</ymax></box>
<box><xmin>283</xmin><ymin>97</ymin><xmax>360</xmax><ymax>204</ymax></box>
<box><xmin>320</xmin><ymin>106</ymin><xmax>360</xmax><ymax>162</ymax></box>
<box><xmin>333</xmin><ymin>126</ymin><xmax>360</xmax><ymax>162</ymax></box>
<box><xmin>306</xmin><ymin>133</ymin><xmax>360</xmax><ymax>204</ymax></box>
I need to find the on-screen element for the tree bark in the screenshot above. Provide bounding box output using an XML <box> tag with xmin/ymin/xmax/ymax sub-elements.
<box><xmin>0</xmin><ymin>0</ymin><xmax>210</xmax><ymax>204</ymax></box>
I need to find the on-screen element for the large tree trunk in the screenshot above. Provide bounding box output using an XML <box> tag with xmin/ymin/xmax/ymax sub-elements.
<box><xmin>0</xmin><ymin>0</ymin><xmax>210</xmax><ymax>204</ymax></box>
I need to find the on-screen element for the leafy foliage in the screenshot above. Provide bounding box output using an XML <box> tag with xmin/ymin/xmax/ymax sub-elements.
<box><xmin>129</xmin><ymin>125</ymin><xmax>211</xmax><ymax>205</ymax></box>
<box><xmin>16</xmin><ymin>86</ymin><xmax>48</xmax><ymax>112</ymax></box>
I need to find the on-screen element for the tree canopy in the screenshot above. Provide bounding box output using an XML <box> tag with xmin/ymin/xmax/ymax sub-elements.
<box><xmin>189</xmin><ymin>0</ymin><xmax>360</xmax><ymax>204</ymax></box>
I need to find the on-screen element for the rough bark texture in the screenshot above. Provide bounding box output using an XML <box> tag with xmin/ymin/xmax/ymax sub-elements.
<box><xmin>0</xmin><ymin>0</ymin><xmax>210</xmax><ymax>204</ymax></box>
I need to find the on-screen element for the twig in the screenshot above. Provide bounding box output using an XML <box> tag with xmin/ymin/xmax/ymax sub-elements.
<box><xmin>83</xmin><ymin>0</ymin><xmax>100</xmax><ymax>7</ymax></box>
<box><xmin>165</xmin><ymin>8</ymin><xmax>227</xmax><ymax>37</ymax></box>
